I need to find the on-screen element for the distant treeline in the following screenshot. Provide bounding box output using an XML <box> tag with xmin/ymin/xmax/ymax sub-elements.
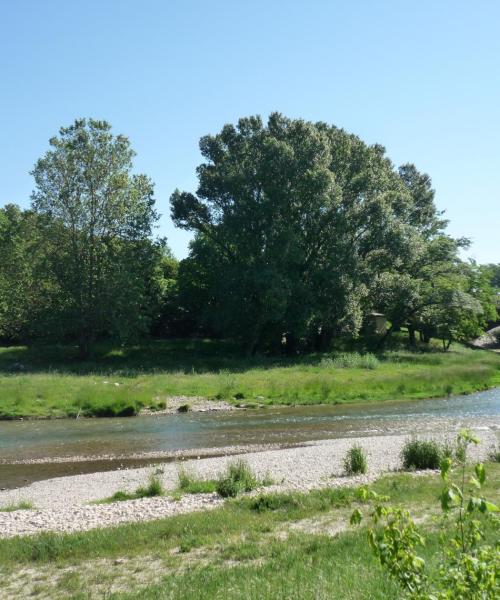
<box><xmin>0</xmin><ymin>116</ymin><xmax>498</xmax><ymax>356</ymax></box>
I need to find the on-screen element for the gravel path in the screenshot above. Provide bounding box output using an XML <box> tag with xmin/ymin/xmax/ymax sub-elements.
<box><xmin>0</xmin><ymin>425</ymin><xmax>497</xmax><ymax>539</ymax></box>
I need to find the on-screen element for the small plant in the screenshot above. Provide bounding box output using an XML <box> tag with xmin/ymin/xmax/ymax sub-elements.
<box><xmin>136</xmin><ymin>473</ymin><xmax>165</xmax><ymax>498</ymax></box>
<box><xmin>216</xmin><ymin>460</ymin><xmax>258</xmax><ymax>498</ymax></box>
<box><xmin>0</xmin><ymin>500</ymin><xmax>34</xmax><ymax>512</ymax></box>
<box><xmin>343</xmin><ymin>444</ymin><xmax>368</xmax><ymax>475</ymax></box>
<box><xmin>351</xmin><ymin>429</ymin><xmax>500</xmax><ymax>599</ymax></box>
<box><xmin>401</xmin><ymin>438</ymin><xmax>442</xmax><ymax>470</ymax></box>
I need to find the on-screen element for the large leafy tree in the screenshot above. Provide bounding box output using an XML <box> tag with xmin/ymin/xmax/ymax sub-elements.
<box><xmin>31</xmin><ymin>118</ymin><xmax>159</xmax><ymax>357</ymax></box>
<box><xmin>171</xmin><ymin>113</ymin><xmax>446</xmax><ymax>352</ymax></box>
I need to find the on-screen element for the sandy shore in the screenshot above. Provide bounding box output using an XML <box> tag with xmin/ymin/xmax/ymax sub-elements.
<box><xmin>0</xmin><ymin>423</ymin><xmax>497</xmax><ymax>539</ymax></box>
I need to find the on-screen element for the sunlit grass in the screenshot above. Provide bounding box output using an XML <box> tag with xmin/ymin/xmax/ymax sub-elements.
<box><xmin>0</xmin><ymin>464</ymin><xmax>498</xmax><ymax>599</ymax></box>
<box><xmin>0</xmin><ymin>340</ymin><xmax>498</xmax><ymax>419</ymax></box>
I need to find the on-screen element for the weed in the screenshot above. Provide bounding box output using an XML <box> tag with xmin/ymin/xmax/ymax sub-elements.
<box><xmin>343</xmin><ymin>445</ymin><xmax>368</xmax><ymax>475</ymax></box>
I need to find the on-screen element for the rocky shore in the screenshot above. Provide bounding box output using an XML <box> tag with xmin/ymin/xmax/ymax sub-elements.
<box><xmin>0</xmin><ymin>425</ymin><xmax>497</xmax><ymax>539</ymax></box>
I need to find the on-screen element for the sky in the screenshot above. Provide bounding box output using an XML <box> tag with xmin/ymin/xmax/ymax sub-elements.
<box><xmin>1</xmin><ymin>0</ymin><xmax>499</xmax><ymax>263</ymax></box>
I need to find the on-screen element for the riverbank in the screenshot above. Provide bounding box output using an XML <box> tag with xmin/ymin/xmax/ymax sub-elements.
<box><xmin>1</xmin><ymin>341</ymin><xmax>499</xmax><ymax>419</ymax></box>
<box><xmin>1</xmin><ymin>459</ymin><xmax>498</xmax><ymax>600</ymax></box>
<box><xmin>1</xmin><ymin>423</ymin><xmax>498</xmax><ymax>538</ymax></box>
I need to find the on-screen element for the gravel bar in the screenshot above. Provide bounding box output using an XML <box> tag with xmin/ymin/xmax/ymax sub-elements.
<box><xmin>0</xmin><ymin>425</ymin><xmax>497</xmax><ymax>539</ymax></box>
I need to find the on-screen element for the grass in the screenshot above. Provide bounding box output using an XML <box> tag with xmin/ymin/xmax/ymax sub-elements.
<box><xmin>0</xmin><ymin>500</ymin><xmax>34</xmax><ymax>512</ymax></box>
<box><xmin>0</xmin><ymin>338</ymin><xmax>499</xmax><ymax>419</ymax></box>
<box><xmin>97</xmin><ymin>474</ymin><xmax>165</xmax><ymax>504</ymax></box>
<box><xmin>343</xmin><ymin>444</ymin><xmax>368</xmax><ymax>475</ymax></box>
<box><xmin>177</xmin><ymin>460</ymin><xmax>273</xmax><ymax>497</ymax></box>
<box><xmin>177</xmin><ymin>469</ymin><xmax>218</xmax><ymax>494</ymax></box>
<box><xmin>0</xmin><ymin>464</ymin><xmax>498</xmax><ymax>599</ymax></box>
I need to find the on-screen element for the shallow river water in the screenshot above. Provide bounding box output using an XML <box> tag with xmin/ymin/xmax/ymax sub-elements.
<box><xmin>1</xmin><ymin>388</ymin><xmax>499</xmax><ymax>488</ymax></box>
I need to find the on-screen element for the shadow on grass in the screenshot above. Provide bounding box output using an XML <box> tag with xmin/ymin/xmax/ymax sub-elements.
<box><xmin>0</xmin><ymin>336</ymin><xmax>478</xmax><ymax>377</ymax></box>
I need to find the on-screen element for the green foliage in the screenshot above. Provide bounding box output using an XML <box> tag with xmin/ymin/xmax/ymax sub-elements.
<box><xmin>171</xmin><ymin>113</ymin><xmax>451</xmax><ymax>353</ymax></box>
<box><xmin>343</xmin><ymin>444</ymin><xmax>368</xmax><ymax>475</ymax></box>
<box><xmin>402</xmin><ymin>439</ymin><xmax>443</xmax><ymax>470</ymax></box>
<box><xmin>352</xmin><ymin>430</ymin><xmax>500</xmax><ymax>599</ymax></box>
<box><xmin>322</xmin><ymin>352</ymin><xmax>379</xmax><ymax>370</ymax></box>
<box><xmin>216</xmin><ymin>460</ymin><xmax>259</xmax><ymax>498</ymax></box>
<box><xmin>30</xmin><ymin>118</ymin><xmax>160</xmax><ymax>357</ymax></box>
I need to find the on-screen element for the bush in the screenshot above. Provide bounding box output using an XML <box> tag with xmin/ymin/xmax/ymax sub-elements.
<box><xmin>343</xmin><ymin>445</ymin><xmax>368</xmax><ymax>475</ymax></box>
<box><xmin>216</xmin><ymin>460</ymin><xmax>258</xmax><ymax>498</ymax></box>
<box><xmin>401</xmin><ymin>439</ymin><xmax>442</xmax><ymax>470</ymax></box>
<box><xmin>321</xmin><ymin>352</ymin><xmax>379</xmax><ymax>370</ymax></box>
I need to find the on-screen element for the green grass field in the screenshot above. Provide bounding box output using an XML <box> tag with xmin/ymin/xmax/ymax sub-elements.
<box><xmin>0</xmin><ymin>463</ymin><xmax>498</xmax><ymax>599</ymax></box>
<box><xmin>0</xmin><ymin>339</ymin><xmax>499</xmax><ymax>419</ymax></box>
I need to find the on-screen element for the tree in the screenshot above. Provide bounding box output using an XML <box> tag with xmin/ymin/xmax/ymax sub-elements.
<box><xmin>31</xmin><ymin>118</ymin><xmax>159</xmax><ymax>357</ymax></box>
<box><xmin>0</xmin><ymin>204</ymin><xmax>57</xmax><ymax>342</ymax></box>
<box><xmin>171</xmin><ymin>113</ymin><xmax>447</xmax><ymax>353</ymax></box>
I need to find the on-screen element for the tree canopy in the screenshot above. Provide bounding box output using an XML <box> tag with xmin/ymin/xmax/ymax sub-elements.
<box><xmin>0</xmin><ymin>113</ymin><xmax>496</xmax><ymax>354</ymax></box>
<box><xmin>171</xmin><ymin>113</ymin><xmax>488</xmax><ymax>352</ymax></box>
<box><xmin>29</xmin><ymin>119</ymin><xmax>160</xmax><ymax>356</ymax></box>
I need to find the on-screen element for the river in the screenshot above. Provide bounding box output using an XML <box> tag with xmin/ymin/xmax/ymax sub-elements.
<box><xmin>1</xmin><ymin>388</ymin><xmax>499</xmax><ymax>489</ymax></box>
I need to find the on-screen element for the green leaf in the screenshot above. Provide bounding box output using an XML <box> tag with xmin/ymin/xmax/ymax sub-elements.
<box><xmin>474</xmin><ymin>463</ymin><xmax>486</xmax><ymax>485</ymax></box>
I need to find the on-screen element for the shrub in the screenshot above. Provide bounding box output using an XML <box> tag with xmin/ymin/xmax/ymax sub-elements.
<box><xmin>343</xmin><ymin>445</ymin><xmax>368</xmax><ymax>475</ymax></box>
<box><xmin>401</xmin><ymin>439</ymin><xmax>442</xmax><ymax>470</ymax></box>
<box><xmin>216</xmin><ymin>460</ymin><xmax>258</xmax><ymax>498</ymax></box>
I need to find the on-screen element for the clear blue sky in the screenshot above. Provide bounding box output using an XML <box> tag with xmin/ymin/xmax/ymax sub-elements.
<box><xmin>1</xmin><ymin>0</ymin><xmax>499</xmax><ymax>263</ymax></box>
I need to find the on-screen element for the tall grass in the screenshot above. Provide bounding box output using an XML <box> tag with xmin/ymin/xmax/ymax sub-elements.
<box><xmin>321</xmin><ymin>352</ymin><xmax>380</xmax><ymax>370</ymax></box>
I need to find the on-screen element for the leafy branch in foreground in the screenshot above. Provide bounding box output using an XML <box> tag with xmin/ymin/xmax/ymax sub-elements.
<box><xmin>351</xmin><ymin>429</ymin><xmax>500</xmax><ymax>598</ymax></box>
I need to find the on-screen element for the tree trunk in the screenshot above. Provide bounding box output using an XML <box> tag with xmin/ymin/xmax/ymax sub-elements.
<box><xmin>78</xmin><ymin>331</ymin><xmax>92</xmax><ymax>360</ymax></box>
<box><xmin>408</xmin><ymin>325</ymin><xmax>416</xmax><ymax>347</ymax></box>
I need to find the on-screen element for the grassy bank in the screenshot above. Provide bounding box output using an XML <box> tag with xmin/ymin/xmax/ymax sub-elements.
<box><xmin>0</xmin><ymin>339</ymin><xmax>499</xmax><ymax>419</ymax></box>
<box><xmin>0</xmin><ymin>464</ymin><xmax>498</xmax><ymax>599</ymax></box>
